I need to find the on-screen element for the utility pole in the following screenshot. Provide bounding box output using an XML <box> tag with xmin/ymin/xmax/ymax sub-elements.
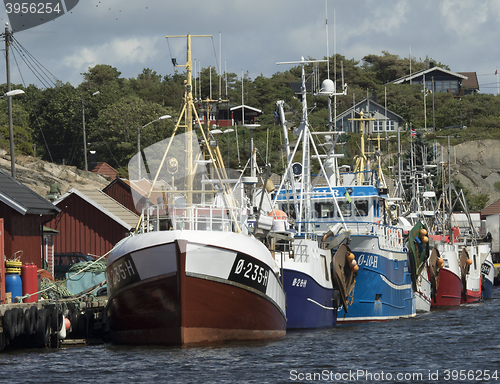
<box><xmin>5</xmin><ymin>26</ymin><xmax>15</xmax><ymax>178</ymax></box>
<box><xmin>82</xmin><ymin>99</ymin><xmax>88</xmax><ymax>171</ymax></box>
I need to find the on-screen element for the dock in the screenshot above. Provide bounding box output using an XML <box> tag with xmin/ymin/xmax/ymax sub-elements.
<box><xmin>0</xmin><ymin>296</ymin><xmax>108</xmax><ymax>350</ymax></box>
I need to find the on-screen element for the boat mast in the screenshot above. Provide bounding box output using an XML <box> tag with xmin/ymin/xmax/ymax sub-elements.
<box><xmin>349</xmin><ymin>111</ymin><xmax>375</xmax><ymax>185</ymax></box>
<box><xmin>165</xmin><ymin>34</ymin><xmax>211</xmax><ymax>205</ymax></box>
<box><xmin>299</xmin><ymin>59</ymin><xmax>312</xmax><ymax>232</ymax></box>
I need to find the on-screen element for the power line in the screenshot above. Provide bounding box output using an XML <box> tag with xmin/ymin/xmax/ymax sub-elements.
<box><xmin>11</xmin><ymin>36</ymin><xmax>60</xmax><ymax>87</ymax></box>
<box><xmin>2</xmin><ymin>37</ymin><xmax>54</xmax><ymax>162</ymax></box>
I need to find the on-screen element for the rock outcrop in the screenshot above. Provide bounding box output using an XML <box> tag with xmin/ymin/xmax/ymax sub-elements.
<box><xmin>0</xmin><ymin>149</ymin><xmax>110</xmax><ymax>199</ymax></box>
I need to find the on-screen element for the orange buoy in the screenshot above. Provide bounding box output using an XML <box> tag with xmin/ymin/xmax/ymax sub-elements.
<box><xmin>421</xmin><ymin>236</ymin><xmax>429</xmax><ymax>244</ymax></box>
<box><xmin>350</xmin><ymin>260</ymin><xmax>357</xmax><ymax>270</ymax></box>
<box><xmin>64</xmin><ymin>317</ymin><xmax>71</xmax><ymax>331</ymax></box>
<box><xmin>347</xmin><ymin>253</ymin><xmax>355</xmax><ymax>262</ymax></box>
<box><xmin>353</xmin><ymin>265</ymin><xmax>359</xmax><ymax>272</ymax></box>
<box><xmin>437</xmin><ymin>258</ymin><xmax>444</xmax><ymax>267</ymax></box>
<box><xmin>466</xmin><ymin>258</ymin><xmax>473</xmax><ymax>266</ymax></box>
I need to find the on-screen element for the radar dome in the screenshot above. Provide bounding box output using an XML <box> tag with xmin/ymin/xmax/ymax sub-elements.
<box><xmin>320</xmin><ymin>79</ymin><xmax>335</xmax><ymax>94</ymax></box>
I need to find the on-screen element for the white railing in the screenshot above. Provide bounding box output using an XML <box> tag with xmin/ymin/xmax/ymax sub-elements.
<box><xmin>141</xmin><ymin>203</ymin><xmax>244</xmax><ymax>233</ymax></box>
<box><xmin>295</xmin><ymin>220</ymin><xmax>405</xmax><ymax>252</ymax></box>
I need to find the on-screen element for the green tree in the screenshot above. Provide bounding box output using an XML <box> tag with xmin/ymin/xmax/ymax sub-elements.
<box><xmin>91</xmin><ymin>96</ymin><xmax>173</xmax><ymax>170</ymax></box>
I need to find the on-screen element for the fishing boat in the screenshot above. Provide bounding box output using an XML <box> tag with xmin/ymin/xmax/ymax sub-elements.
<box><xmin>273</xmin><ymin>58</ymin><xmax>413</xmax><ymax>324</ymax></box>
<box><xmin>479</xmin><ymin>243</ymin><xmax>494</xmax><ymax>299</ymax></box>
<box><xmin>407</xmin><ymin>222</ymin><xmax>431</xmax><ymax>312</ymax></box>
<box><xmin>105</xmin><ymin>34</ymin><xmax>286</xmax><ymax>345</ymax></box>
<box><xmin>427</xmin><ymin>239</ymin><xmax>462</xmax><ymax>307</ymax></box>
<box><xmin>267</xmin><ymin>57</ymin><xmax>356</xmax><ymax>329</ymax></box>
<box><xmin>459</xmin><ymin>245</ymin><xmax>481</xmax><ymax>304</ymax></box>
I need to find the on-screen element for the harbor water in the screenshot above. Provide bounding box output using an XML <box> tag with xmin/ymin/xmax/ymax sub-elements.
<box><xmin>1</xmin><ymin>287</ymin><xmax>499</xmax><ymax>384</ymax></box>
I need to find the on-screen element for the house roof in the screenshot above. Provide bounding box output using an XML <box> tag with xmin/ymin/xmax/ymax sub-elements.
<box><xmin>102</xmin><ymin>177</ymin><xmax>129</xmax><ymax>193</ymax></box>
<box><xmin>457</xmin><ymin>72</ymin><xmax>479</xmax><ymax>90</ymax></box>
<box><xmin>390</xmin><ymin>67</ymin><xmax>468</xmax><ymax>84</ymax></box>
<box><xmin>53</xmin><ymin>188</ymin><xmax>138</xmax><ymax>230</ymax></box>
<box><xmin>334</xmin><ymin>98</ymin><xmax>405</xmax><ymax>123</ymax></box>
<box><xmin>230</xmin><ymin>104</ymin><xmax>262</xmax><ymax>113</ymax></box>
<box><xmin>92</xmin><ymin>162</ymin><xmax>118</xmax><ymax>180</ymax></box>
<box><xmin>0</xmin><ymin>168</ymin><xmax>60</xmax><ymax>215</ymax></box>
<box><xmin>480</xmin><ymin>198</ymin><xmax>500</xmax><ymax>218</ymax></box>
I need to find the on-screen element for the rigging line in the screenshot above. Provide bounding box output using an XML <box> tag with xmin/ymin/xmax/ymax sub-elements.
<box><xmin>166</xmin><ymin>38</ymin><xmax>176</xmax><ymax>70</ymax></box>
<box><xmin>6</xmin><ymin>48</ymin><xmax>54</xmax><ymax>161</ymax></box>
<box><xmin>11</xmin><ymin>44</ymin><xmax>52</xmax><ymax>88</ymax></box>
<box><xmin>12</xmin><ymin>36</ymin><xmax>60</xmax><ymax>85</ymax></box>
<box><xmin>211</xmin><ymin>36</ymin><xmax>220</xmax><ymax>76</ymax></box>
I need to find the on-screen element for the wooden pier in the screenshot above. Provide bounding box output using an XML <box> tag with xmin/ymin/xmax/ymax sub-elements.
<box><xmin>0</xmin><ymin>296</ymin><xmax>108</xmax><ymax>351</ymax></box>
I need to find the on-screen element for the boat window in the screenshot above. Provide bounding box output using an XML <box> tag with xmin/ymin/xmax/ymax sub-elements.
<box><xmin>337</xmin><ymin>201</ymin><xmax>351</xmax><ymax>217</ymax></box>
<box><xmin>315</xmin><ymin>203</ymin><xmax>334</xmax><ymax>218</ymax></box>
<box><xmin>354</xmin><ymin>200</ymin><xmax>368</xmax><ymax>216</ymax></box>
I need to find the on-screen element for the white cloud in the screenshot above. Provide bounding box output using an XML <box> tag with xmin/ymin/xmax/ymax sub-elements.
<box><xmin>439</xmin><ymin>0</ymin><xmax>489</xmax><ymax>37</ymax></box>
<box><xmin>63</xmin><ymin>37</ymin><xmax>161</xmax><ymax>78</ymax></box>
<box><xmin>342</xmin><ymin>0</ymin><xmax>410</xmax><ymax>39</ymax></box>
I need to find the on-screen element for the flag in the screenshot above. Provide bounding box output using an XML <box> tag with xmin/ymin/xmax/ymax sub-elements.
<box><xmin>344</xmin><ymin>190</ymin><xmax>352</xmax><ymax>203</ymax></box>
<box><xmin>410</xmin><ymin>128</ymin><xmax>416</xmax><ymax>138</ymax></box>
<box><xmin>496</xmin><ymin>69</ymin><xmax>498</xmax><ymax>76</ymax></box>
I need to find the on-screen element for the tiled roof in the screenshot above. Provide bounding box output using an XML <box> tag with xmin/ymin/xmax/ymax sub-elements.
<box><xmin>92</xmin><ymin>162</ymin><xmax>118</xmax><ymax>180</ymax></box>
<box><xmin>0</xmin><ymin>168</ymin><xmax>60</xmax><ymax>215</ymax></box>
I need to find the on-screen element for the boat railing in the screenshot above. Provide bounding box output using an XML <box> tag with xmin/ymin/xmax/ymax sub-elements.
<box><xmin>295</xmin><ymin>220</ymin><xmax>404</xmax><ymax>252</ymax></box>
<box><xmin>290</xmin><ymin>240</ymin><xmax>310</xmax><ymax>262</ymax></box>
<box><xmin>141</xmin><ymin>203</ymin><xmax>245</xmax><ymax>233</ymax></box>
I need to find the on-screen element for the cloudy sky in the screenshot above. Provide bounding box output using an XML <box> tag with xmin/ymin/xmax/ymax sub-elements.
<box><xmin>1</xmin><ymin>0</ymin><xmax>499</xmax><ymax>93</ymax></box>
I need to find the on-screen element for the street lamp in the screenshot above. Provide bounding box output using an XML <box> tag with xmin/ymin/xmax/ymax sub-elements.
<box><xmin>211</xmin><ymin>128</ymin><xmax>234</xmax><ymax>168</ymax></box>
<box><xmin>2</xmin><ymin>89</ymin><xmax>25</xmax><ymax>178</ymax></box>
<box><xmin>137</xmin><ymin>115</ymin><xmax>171</xmax><ymax>180</ymax></box>
<box><xmin>82</xmin><ymin>91</ymin><xmax>100</xmax><ymax>171</ymax></box>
